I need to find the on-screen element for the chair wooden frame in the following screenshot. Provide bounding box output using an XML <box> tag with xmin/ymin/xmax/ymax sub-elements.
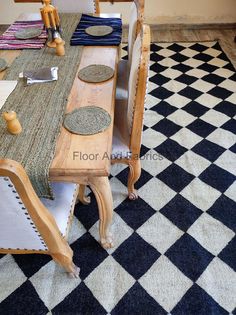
<box><xmin>113</xmin><ymin>24</ymin><xmax>150</xmax><ymax>199</ymax></box>
<box><xmin>80</xmin><ymin>25</ymin><xmax>150</xmax><ymax>201</ymax></box>
<box><xmin>0</xmin><ymin>159</ymin><xmax>79</xmax><ymax>277</ymax></box>
<box><xmin>14</xmin><ymin>0</ymin><xmax>100</xmax><ymax>14</ymax></box>
<box><xmin>108</xmin><ymin>0</ymin><xmax>145</xmax><ymax>41</ymax></box>
<box><xmin>95</xmin><ymin>0</ymin><xmax>100</xmax><ymax>14</ymax></box>
<box><xmin>132</xmin><ymin>0</ymin><xmax>145</xmax><ymax>39</ymax></box>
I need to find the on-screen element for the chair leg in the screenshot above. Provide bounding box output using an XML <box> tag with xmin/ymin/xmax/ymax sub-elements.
<box><xmin>51</xmin><ymin>243</ymin><xmax>80</xmax><ymax>278</ymax></box>
<box><xmin>128</xmin><ymin>158</ymin><xmax>141</xmax><ymax>200</ymax></box>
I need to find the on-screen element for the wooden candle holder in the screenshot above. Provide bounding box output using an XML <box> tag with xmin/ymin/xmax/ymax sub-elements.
<box><xmin>40</xmin><ymin>0</ymin><xmax>65</xmax><ymax>54</ymax></box>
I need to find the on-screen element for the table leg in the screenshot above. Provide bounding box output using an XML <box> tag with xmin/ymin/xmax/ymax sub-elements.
<box><xmin>77</xmin><ymin>184</ymin><xmax>91</xmax><ymax>205</ymax></box>
<box><xmin>88</xmin><ymin>176</ymin><xmax>114</xmax><ymax>249</ymax></box>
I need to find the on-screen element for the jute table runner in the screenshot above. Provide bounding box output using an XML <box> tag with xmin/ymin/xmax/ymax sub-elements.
<box><xmin>0</xmin><ymin>14</ymin><xmax>83</xmax><ymax>199</ymax></box>
<box><xmin>0</xmin><ymin>58</ymin><xmax>7</xmax><ymax>72</ymax></box>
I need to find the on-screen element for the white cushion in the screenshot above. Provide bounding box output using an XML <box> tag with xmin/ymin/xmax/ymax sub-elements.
<box><xmin>0</xmin><ymin>177</ymin><xmax>46</xmax><ymax>251</ymax></box>
<box><xmin>40</xmin><ymin>182</ymin><xmax>77</xmax><ymax>238</ymax></box>
<box><xmin>127</xmin><ymin>33</ymin><xmax>142</xmax><ymax>133</ymax></box>
<box><xmin>116</xmin><ymin>60</ymin><xmax>129</xmax><ymax>101</ymax></box>
<box><xmin>0</xmin><ymin>177</ymin><xmax>77</xmax><ymax>251</ymax></box>
<box><xmin>114</xmin><ymin>34</ymin><xmax>143</xmax><ymax>154</ymax></box>
<box><xmin>112</xmin><ymin>125</ymin><xmax>131</xmax><ymax>159</ymax></box>
<box><xmin>51</xmin><ymin>0</ymin><xmax>96</xmax><ymax>13</ymax></box>
<box><xmin>128</xmin><ymin>2</ymin><xmax>138</xmax><ymax>65</ymax></box>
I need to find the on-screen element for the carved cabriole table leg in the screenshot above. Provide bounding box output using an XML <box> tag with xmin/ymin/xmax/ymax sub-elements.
<box><xmin>77</xmin><ymin>184</ymin><xmax>91</xmax><ymax>205</ymax></box>
<box><xmin>88</xmin><ymin>176</ymin><xmax>114</xmax><ymax>249</ymax></box>
<box><xmin>65</xmin><ymin>177</ymin><xmax>114</xmax><ymax>249</ymax></box>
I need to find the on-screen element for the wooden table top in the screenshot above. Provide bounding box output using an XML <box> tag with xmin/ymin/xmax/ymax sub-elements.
<box><xmin>0</xmin><ymin>13</ymin><xmax>119</xmax><ymax>182</ymax></box>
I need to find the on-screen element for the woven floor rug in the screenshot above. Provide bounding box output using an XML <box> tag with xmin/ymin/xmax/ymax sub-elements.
<box><xmin>0</xmin><ymin>41</ymin><xmax>235</xmax><ymax>315</ymax></box>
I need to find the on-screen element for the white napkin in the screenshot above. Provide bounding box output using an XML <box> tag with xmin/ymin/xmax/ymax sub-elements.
<box><xmin>0</xmin><ymin>81</ymin><xmax>18</xmax><ymax>110</ymax></box>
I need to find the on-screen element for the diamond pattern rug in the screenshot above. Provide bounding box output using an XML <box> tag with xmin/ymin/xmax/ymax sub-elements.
<box><xmin>0</xmin><ymin>41</ymin><xmax>235</xmax><ymax>315</ymax></box>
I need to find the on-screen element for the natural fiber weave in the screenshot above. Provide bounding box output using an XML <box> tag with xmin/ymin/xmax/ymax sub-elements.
<box><xmin>0</xmin><ymin>58</ymin><xmax>7</xmax><ymax>72</ymax></box>
<box><xmin>85</xmin><ymin>25</ymin><xmax>113</xmax><ymax>37</ymax></box>
<box><xmin>0</xmin><ymin>14</ymin><xmax>83</xmax><ymax>199</ymax></box>
<box><xmin>78</xmin><ymin>64</ymin><xmax>114</xmax><ymax>83</ymax></box>
<box><xmin>15</xmin><ymin>27</ymin><xmax>42</xmax><ymax>40</ymax></box>
<box><xmin>63</xmin><ymin>106</ymin><xmax>111</xmax><ymax>135</ymax></box>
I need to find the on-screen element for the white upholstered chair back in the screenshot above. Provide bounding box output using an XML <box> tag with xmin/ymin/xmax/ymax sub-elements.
<box><xmin>127</xmin><ymin>33</ymin><xmax>142</xmax><ymax>133</ymax></box>
<box><xmin>128</xmin><ymin>25</ymin><xmax>150</xmax><ymax>154</ymax></box>
<box><xmin>0</xmin><ymin>160</ymin><xmax>77</xmax><ymax>255</ymax></box>
<box><xmin>127</xmin><ymin>0</ymin><xmax>145</xmax><ymax>66</ymax></box>
<box><xmin>111</xmin><ymin>25</ymin><xmax>150</xmax><ymax>200</ymax></box>
<box><xmin>51</xmin><ymin>0</ymin><xmax>99</xmax><ymax>13</ymax></box>
<box><xmin>0</xmin><ymin>176</ymin><xmax>47</xmax><ymax>251</ymax></box>
<box><xmin>128</xmin><ymin>3</ymin><xmax>138</xmax><ymax>64</ymax></box>
<box><xmin>0</xmin><ymin>159</ymin><xmax>79</xmax><ymax>275</ymax></box>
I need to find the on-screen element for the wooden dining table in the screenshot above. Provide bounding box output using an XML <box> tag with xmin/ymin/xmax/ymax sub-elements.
<box><xmin>0</xmin><ymin>12</ymin><xmax>120</xmax><ymax>249</ymax></box>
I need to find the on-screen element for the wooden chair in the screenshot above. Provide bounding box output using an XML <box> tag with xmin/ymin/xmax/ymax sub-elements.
<box><xmin>112</xmin><ymin>24</ymin><xmax>150</xmax><ymax>199</ymax></box>
<box><xmin>0</xmin><ymin>159</ymin><xmax>80</xmax><ymax>277</ymax></box>
<box><xmin>79</xmin><ymin>25</ymin><xmax>150</xmax><ymax>205</ymax></box>
<box><xmin>116</xmin><ymin>0</ymin><xmax>145</xmax><ymax>100</ymax></box>
<box><xmin>106</xmin><ymin>0</ymin><xmax>144</xmax><ymax>61</ymax></box>
<box><xmin>51</xmin><ymin>0</ymin><xmax>100</xmax><ymax>13</ymax></box>
<box><xmin>80</xmin><ymin>25</ymin><xmax>150</xmax><ymax>201</ymax></box>
<box><xmin>128</xmin><ymin>0</ymin><xmax>145</xmax><ymax>63</ymax></box>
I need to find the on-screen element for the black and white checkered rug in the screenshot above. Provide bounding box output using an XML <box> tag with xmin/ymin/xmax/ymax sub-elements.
<box><xmin>0</xmin><ymin>41</ymin><xmax>235</xmax><ymax>315</ymax></box>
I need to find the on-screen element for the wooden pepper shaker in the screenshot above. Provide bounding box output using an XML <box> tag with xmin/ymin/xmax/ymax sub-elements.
<box><xmin>2</xmin><ymin>111</ymin><xmax>22</xmax><ymax>135</ymax></box>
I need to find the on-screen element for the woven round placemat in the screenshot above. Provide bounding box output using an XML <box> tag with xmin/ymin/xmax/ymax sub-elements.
<box><xmin>15</xmin><ymin>27</ymin><xmax>42</xmax><ymax>39</ymax></box>
<box><xmin>78</xmin><ymin>64</ymin><xmax>114</xmax><ymax>83</ymax></box>
<box><xmin>0</xmin><ymin>58</ymin><xmax>7</xmax><ymax>72</ymax></box>
<box><xmin>64</xmin><ymin>106</ymin><xmax>111</xmax><ymax>135</ymax></box>
<box><xmin>85</xmin><ymin>25</ymin><xmax>113</xmax><ymax>37</ymax></box>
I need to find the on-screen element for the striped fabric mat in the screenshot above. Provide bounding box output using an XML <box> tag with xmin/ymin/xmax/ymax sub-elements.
<box><xmin>70</xmin><ymin>14</ymin><xmax>122</xmax><ymax>46</ymax></box>
<box><xmin>0</xmin><ymin>20</ymin><xmax>47</xmax><ymax>50</ymax></box>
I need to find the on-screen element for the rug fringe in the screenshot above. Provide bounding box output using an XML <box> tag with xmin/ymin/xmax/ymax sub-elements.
<box><xmin>153</xmin><ymin>39</ymin><xmax>219</xmax><ymax>43</ymax></box>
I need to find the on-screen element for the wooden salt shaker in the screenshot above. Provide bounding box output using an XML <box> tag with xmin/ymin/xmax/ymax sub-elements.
<box><xmin>2</xmin><ymin>111</ymin><xmax>22</xmax><ymax>135</ymax></box>
<box><xmin>55</xmin><ymin>37</ymin><xmax>65</xmax><ymax>56</ymax></box>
